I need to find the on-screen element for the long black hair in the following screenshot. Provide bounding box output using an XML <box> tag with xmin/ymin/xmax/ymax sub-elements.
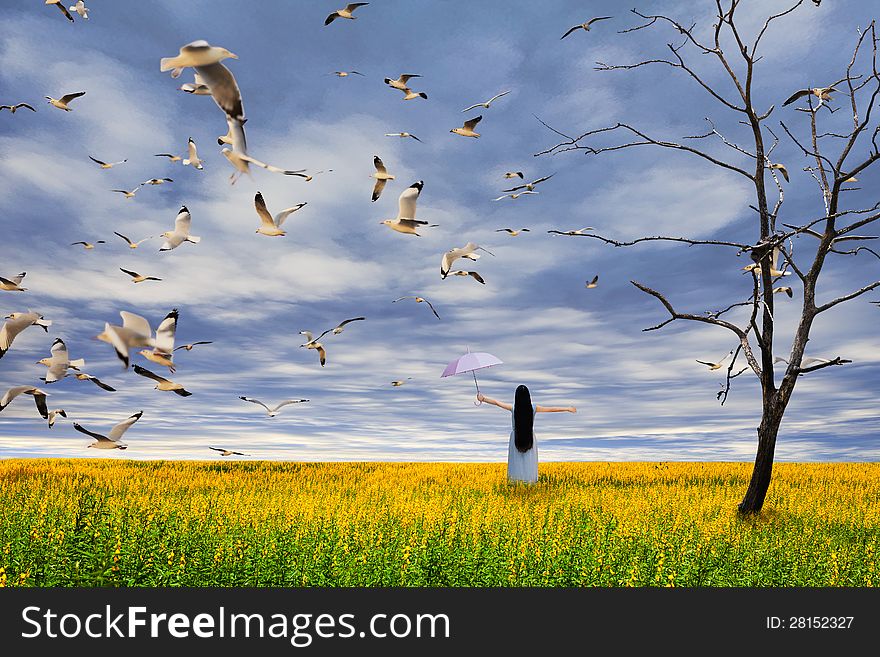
<box><xmin>512</xmin><ymin>384</ymin><xmax>534</xmax><ymax>452</ymax></box>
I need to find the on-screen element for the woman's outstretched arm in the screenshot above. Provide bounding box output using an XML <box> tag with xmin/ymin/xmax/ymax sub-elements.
<box><xmin>477</xmin><ymin>393</ymin><xmax>513</xmax><ymax>411</ymax></box>
<box><xmin>535</xmin><ymin>405</ymin><xmax>577</xmax><ymax>413</ymax></box>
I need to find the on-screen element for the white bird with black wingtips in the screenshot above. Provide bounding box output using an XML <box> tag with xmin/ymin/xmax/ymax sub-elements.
<box><xmin>299</xmin><ymin>331</ymin><xmax>328</xmax><ymax>367</ymax></box>
<box><xmin>325</xmin><ymin>2</ymin><xmax>369</xmax><ymax>25</ymax></box>
<box><xmin>45</xmin><ymin>91</ymin><xmax>85</xmax><ymax>111</ymax></box>
<box><xmin>451</xmin><ymin>116</ymin><xmax>482</xmax><ymax>138</ymax></box>
<box><xmin>74</xmin><ymin>411</ymin><xmax>142</xmax><ymax>450</ymax></box>
<box><xmin>380</xmin><ymin>181</ymin><xmax>438</xmax><ymax>236</ymax></box>
<box><xmin>461</xmin><ymin>90</ymin><xmax>510</xmax><ymax>112</ymax></box>
<box><xmin>0</xmin><ymin>386</ymin><xmax>50</xmax><ymax>420</ymax></box>
<box><xmin>160</xmin><ymin>206</ymin><xmax>201</xmax><ymax>251</ymax></box>
<box><xmin>371</xmin><ymin>155</ymin><xmax>394</xmax><ymax>202</ymax></box>
<box><xmin>253</xmin><ymin>191</ymin><xmax>307</xmax><ymax>237</ymax></box>
<box><xmin>441</xmin><ymin>243</ymin><xmax>494</xmax><ymax>279</ymax></box>
<box><xmin>183</xmin><ymin>138</ymin><xmax>204</xmax><ymax>169</ymax></box>
<box><xmin>0</xmin><ymin>272</ymin><xmax>27</xmax><ymax>292</ymax></box>
<box><xmin>37</xmin><ymin>338</ymin><xmax>85</xmax><ymax>384</ymax></box>
<box><xmin>138</xmin><ymin>308</ymin><xmax>178</xmax><ymax>372</ymax></box>
<box><xmin>133</xmin><ymin>364</ymin><xmax>192</xmax><ymax>396</ymax></box>
<box><xmin>239</xmin><ymin>397</ymin><xmax>309</xmax><ymax>417</ymax></box>
<box><xmin>0</xmin><ymin>312</ymin><xmax>51</xmax><ymax>360</ymax></box>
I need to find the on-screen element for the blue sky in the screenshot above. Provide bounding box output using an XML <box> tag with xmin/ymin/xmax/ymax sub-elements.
<box><xmin>0</xmin><ymin>0</ymin><xmax>877</xmax><ymax>461</ymax></box>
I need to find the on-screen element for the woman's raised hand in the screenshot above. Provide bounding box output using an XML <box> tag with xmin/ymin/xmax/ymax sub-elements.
<box><xmin>477</xmin><ymin>393</ymin><xmax>487</xmax><ymax>403</ymax></box>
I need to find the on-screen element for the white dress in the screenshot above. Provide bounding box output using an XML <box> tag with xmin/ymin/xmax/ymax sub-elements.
<box><xmin>507</xmin><ymin>406</ymin><xmax>538</xmax><ymax>483</ymax></box>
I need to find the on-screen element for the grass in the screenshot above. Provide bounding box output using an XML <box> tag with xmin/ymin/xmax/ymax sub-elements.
<box><xmin>0</xmin><ymin>459</ymin><xmax>877</xmax><ymax>586</ymax></box>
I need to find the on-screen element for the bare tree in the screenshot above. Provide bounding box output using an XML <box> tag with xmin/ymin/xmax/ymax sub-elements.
<box><xmin>536</xmin><ymin>1</ymin><xmax>880</xmax><ymax>514</ymax></box>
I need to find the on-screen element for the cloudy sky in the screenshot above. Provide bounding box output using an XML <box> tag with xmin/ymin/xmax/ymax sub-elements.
<box><xmin>0</xmin><ymin>0</ymin><xmax>877</xmax><ymax>462</ymax></box>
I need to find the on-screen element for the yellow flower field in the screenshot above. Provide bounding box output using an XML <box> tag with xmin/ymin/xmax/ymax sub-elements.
<box><xmin>0</xmin><ymin>460</ymin><xmax>877</xmax><ymax>586</ymax></box>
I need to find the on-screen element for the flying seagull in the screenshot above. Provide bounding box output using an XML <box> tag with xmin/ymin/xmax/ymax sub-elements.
<box><xmin>45</xmin><ymin>91</ymin><xmax>85</xmax><ymax>111</ymax></box>
<box><xmin>45</xmin><ymin>0</ymin><xmax>74</xmax><ymax>23</ymax></box>
<box><xmin>182</xmin><ymin>138</ymin><xmax>203</xmax><ymax>169</ymax></box>
<box><xmin>398</xmin><ymin>87</ymin><xmax>427</xmax><ymax>101</ymax></box>
<box><xmin>451</xmin><ymin>115</ymin><xmax>482</xmax><ymax>138</ymax></box>
<box><xmin>441</xmin><ymin>242</ymin><xmax>493</xmax><ymax>279</ymax></box>
<box><xmin>496</xmin><ymin>228</ymin><xmax>530</xmax><ymax>236</ymax></box>
<box><xmin>493</xmin><ymin>191</ymin><xmax>540</xmax><ymax>201</ymax></box>
<box><xmin>69</xmin><ymin>1</ymin><xmax>89</xmax><ymax>19</ymax></box>
<box><xmin>384</xmin><ymin>74</ymin><xmax>421</xmax><ymax>91</ymax></box>
<box><xmin>239</xmin><ymin>397</ymin><xmax>309</xmax><ymax>417</ymax></box>
<box><xmin>331</xmin><ymin>71</ymin><xmax>365</xmax><ymax>77</ymax></box>
<box><xmin>548</xmin><ymin>227</ymin><xmax>594</xmax><ymax>236</ymax></box>
<box><xmin>0</xmin><ymin>312</ymin><xmax>51</xmax><ymax>360</ymax></box>
<box><xmin>133</xmin><ymin>364</ymin><xmax>192</xmax><ymax>396</ymax></box>
<box><xmin>773</xmin><ymin>286</ymin><xmax>794</xmax><ymax>298</ymax></box>
<box><xmin>393</xmin><ymin>296</ymin><xmax>440</xmax><ymax>320</ymax></box>
<box><xmin>696</xmin><ymin>351</ymin><xmax>734</xmax><ymax>371</ymax></box>
<box><xmin>179</xmin><ymin>72</ymin><xmax>211</xmax><ymax>95</ymax></box>
<box><xmin>391</xmin><ymin>378</ymin><xmax>413</xmax><ymax>387</ymax></box>
<box><xmin>503</xmin><ymin>173</ymin><xmax>554</xmax><ymax>193</ymax></box>
<box><xmin>114</xmin><ymin>232</ymin><xmax>153</xmax><ymax>249</ymax></box>
<box><xmin>560</xmin><ymin>16</ymin><xmax>613</xmax><ymax>39</ymax></box>
<box><xmin>48</xmin><ymin>408</ymin><xmax>67</xmax><ymax>428</ymax></box>
<box><xmin>461</xmin><ymin>90</ymin><xmax>510</xmax><ymax>112</ymax></box>
<box><xmin>174</xmin><ymin>341</ymin><xmax>213</xmax><ymax>352</ymax></box>
<box><xmin>142</xmin><ymin>177</ymin><xmax>173</xmax><ymax>185</ymax></box>
<box><xmin>325</xmin><ymin>2</ymin><xmax>369</xmax><ymax>25</ymax></box>
<box><xmin>328</xmin><ymin>317</ymin><xmax>366</xmax><ymax>335</ymax></box>
<box><xmin>138</xmin><ymin>308</ymin><xmax>178</xmax><ymax>372</ymax></box>
<box><xmin>155</xmin><ymin>152</ymin><xmax>182</xmax><ymax>163</ymax></box>
<box><xmin>503</xmin><ymin>171</ymin><xmax>524</xmax><ymax>179</ymax></box>
<box><xmin>160</xmin><ymin>40</ymin><xmax>238</xmax><ymax>79</ymax></box>
<box><xmin>112</xmin><ymin>187</ymin><xmax>139</xmax><ymax>199</ymax></box>
<box><xmin>299</xmin><ymin>331</ymin><xmax>328</xmax><ymax>367</ymax></box>
<box><xmin>0</xmin><ymin>386</ymin><xmax>49</xmax><ymax>419</ymax></box>
<box><xmin>380</xmin><ymin>181</ymin><xmax>437</xmax><ymax>236</ymax></box>
<box><xmin>769</xmin><ymin>163</ymin><xmax>789</xmax><ymax>182</ymax></box>
<box><xmin>209</xmin><ymin>446</ymin><xmax>249</xmax><ymax>456</ymax></box>
<box><xmin>385</xmin><ymin>132</ymin><xmax>422</xmax><ymax>142</ymax></box>
<box><xmin>0</xmin><ymin>272</ymin><xmax>27</xmax><ymax>292</ymax></box>
<box><xmin>253</xmin><ymin>191</ymin><xmax>307</xmax><ymax>237</ymax></box>
<box><xmin>95</xmin><ymin>310</ymin><xmax>157</xmax><ymax>369</ymax></box>
<box><xmin>159</xmin><ymin>206</ymin><xmax>200</xmax><ymax>251</ymax></box>
<box><xmin>371</xmin><ymin>155</ymin><xmax>395</xmax><ymax>201</ymax></box>
<box><xmin>73</xmin><ymin>372</ymin><xmax>116</xmax><ymax>392</ymax></box>
<box><xmin>71</xmin><ymin>240</ymin><xmax>106</xmax><ymax>249</ymax></box>
<box><xmin>74</xmin><ymin>411</ymin><xmax>142</xmax><ymax>450</ymax></box>
<box><xmin>451</xmin><ymin>270</ymin><xmax>486</xmax><ymax>284</ymax></box>
<box><xmin>783</xmin><ymin>85</ymin><xmax>838</xmax><ymax>107</ymax></box>
<box><xmin>89</xmin><ymin>155</ymin><xmax>127</xmax><ymax>169</ymax></box>
<box><xmin>742</xmin><ymin>248</ymin><xmax>789</xmax><ymax>278</ymax></box>
<box><xmin>37</xmin><ymin>338</ymin><xmax>85</xmax><ymax>384</ymax></box>
<box><xmin>585</xmin><ymin>275</ymin><xmax>599</xmax><ymax>289</ymax></box>
<box><xmin>120</xmin><ymin>268</ymin><xmax>162</xmax><ymax>284</ymax></box>
<box><xmin>0</xmin><ymin>103</ymin><xmax>36</xmax><ymax>113</ymax></box>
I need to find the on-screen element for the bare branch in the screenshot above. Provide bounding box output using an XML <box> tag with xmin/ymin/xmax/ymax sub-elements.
<box><xmin>545</xmin><ymin>230</ymin><xmax>749</xmax><ymax>250</ymax></box>
<box><xmin>816</xmin><ymin>280</ymin><xmax>880</xmax><ymax>313</ymax></box>
<box><xmin>717</xmin><ymin>344</ymin><xmax>749</xmax><ymax>405</ymax></box>
<box><xmin>798</xmin><ymin>357</ymin><xmax>853</xmax><ymax>374</ymax></box>
<box><xmin>630</xmin><ymin>280</ymin><xmax>762</xmax><ymax>377</ymax></box>
<box><xmin>685</xmin><ymin>117</ymin><xmax>757</xmax><ymax>158</ymax></box>
<box><xmin>535</xmin><ymin>122</ymin><xmax>755</xmax><ymax>178</ymax></box>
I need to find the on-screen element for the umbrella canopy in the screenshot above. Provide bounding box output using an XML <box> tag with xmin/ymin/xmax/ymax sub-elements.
<box><xmin>441</xmin><ymin>347</ymin><xmax>503</xmax><ymax>404</ymax></box>
<box><xmin>441</xmin><ymin>350</ymin><xmax>503</xmax><ymax>378</ymax></box>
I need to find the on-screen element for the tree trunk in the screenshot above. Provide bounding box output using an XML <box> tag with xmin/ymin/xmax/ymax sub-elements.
<box><xmin>738</xmin><ymin>397</ymin><xmax>785</xmax><ymax>514</ymax></box>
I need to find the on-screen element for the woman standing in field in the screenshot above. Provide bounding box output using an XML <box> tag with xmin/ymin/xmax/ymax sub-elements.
<box><xmin>477</xmin><ymin>385</ymin><xmax>577</xmax><ymax>484</ymax></box>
